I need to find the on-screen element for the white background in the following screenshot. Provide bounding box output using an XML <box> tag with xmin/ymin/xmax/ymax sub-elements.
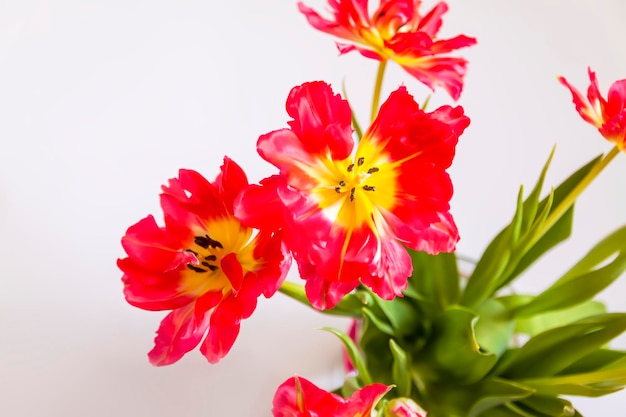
<box><xmin>1</xmin><ymin>0</ymin><xmax>626</xmax><ymax>415</ymax></box>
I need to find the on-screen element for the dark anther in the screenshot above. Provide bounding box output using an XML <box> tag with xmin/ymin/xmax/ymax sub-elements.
<box><xmin>339</xmin><ymin>180</ymin><xmax>346</xmax><ymax>186</ymax></box>
<box><xmin>363</xmin><ymin>185</ymin><xmax>376</xmax><ymax>191</ymax></box>
<box><xmin>186</xmin><ymin>264</ymin><xmax>206</xmax><ymax>273</ymax></box>
<box><xmin>194</xmin><ymin>234</ymin><xmax>223</xmax><ymax>249</ymax></box>
<box><xmin>347</xmin><ymin>163</ymin><xmax>354</xmax><ymax>172</ymax></box>
<box><xmin>350</xmin><ymin>187</ymin><xmax>356</xmax><ymax>202</ymax></box>
<box><xmin>367</xmin><ymin>167</ymin><xmax>379</xmax><ymax>174</ymax></box>
<box><xmin>185</xmin><ymin>249</ymin><xmax>199</xmax><ymax>256</ymax></box>
<box><xmin>335</xmin><ymin>186</ymin><xmax>341</xmax><ymax>193</ymax></box>
<box><xmin>357</xmin><ymin>157</ymin><xmax>365</xmax><ymax>166</ymax></box>
<box><xmin>205</xmin><ymin>255</ymin><xmax>217</xmax><ymax>261</ymax></box>
<box><xmin>204</xmin><ymin>263</ymin><xmax>219</xmax><ymax>271</ymax></box>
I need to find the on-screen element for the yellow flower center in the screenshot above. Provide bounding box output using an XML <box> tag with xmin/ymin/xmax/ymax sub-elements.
<box><xmin>308</xmin><ymin>140</ymin><xmax>398</xmax><ymax>232</ymax></box>
<box><xmin>180</xmin><ymin>217</ymin><xmax>257</xmax><ymax>296</ymax></box>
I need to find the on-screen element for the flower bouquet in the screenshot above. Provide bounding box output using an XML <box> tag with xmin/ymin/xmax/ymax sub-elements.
<box><xmin>117</xmin><ymin>1</ymin><xmax>626</xmax><ymax>416</ymax></box>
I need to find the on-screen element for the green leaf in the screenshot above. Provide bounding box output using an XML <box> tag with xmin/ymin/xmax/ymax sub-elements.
<box><xmin>503</xmin><ymin>205</ymin><xmax>572</xmax><ymax>288</ymax></box>
<box><xmin>407</xmin><ymin>251</ymin><xmax>460</xmax><ymax>314</ymax></box>
<box><xmin>413</xmin><ymin>306</ymin><xmax>497</xmax><ymax>384</ymax></box>
<box><xmin>323</xmin><ymin>327</ymin><xmax>373</xmax><ymax>385</ymax></box>
<box><xmin>520</xmin><ymin>146</ymin><xmax>555</xmax><ymax>232</ymax></box>
<box><xmin>515</xmin><ymin>255</ymin><xmax>626</xmax><ymax>318</ymax></box>
<box><xmin>417</xmin><ymin>377</ymin><xmax>534</xmax><ymax>417</ymax></box>
<box><xmin>502</xmin><ymin>154</ymin><xmax>603</xmax><ymax>284</ymax></box>
<box><xmin>495</xmin><ymin>313</ymin><xmax>626</xmax><ymax>379</ymax></box>
<box><xmin>339</xmin><ymin>376</ymin><xmax>361</xmax><ymax>398</ymax></box>
<box><xmin>467</xmin><ymin>379</ymin><xmax>536</xmax><ymax>417</ymax></box>
<box><xmin>461</xmin><ymin>154</ymin><xmax>603</xmax><ymax>309</ymax></box>
<box><xmin>481</xmin><ymin>404</ymin><xmax>537</xmax><ymax>417</ymax></box>
<box><xmin>558</xmin><ymin>225</ymin><xmax>626</xmax><ymax>282</ymax></box>
<box><xmin>369</xmin><ymin>292</ymin><xmax>423</xmax><ymax>337</ymax></box>
<box><xmin>362</xmin><ymin>307</ymin><xmax>395</xmax><ymax>336</ymax></box>
<box><xmin>514</xmin><ymin>300</ymin><xmax>607</xmax><ymax>337</ymax></box>
<box><xmin>559</xmin><ymin>349</ymin><xmax>626</xmax><ymax>375</ymax></box>
<box><xmin>389</xmin><ymin>339</ymin><xmax>412</xmax><ymax>397</ymax></box>
<box><xmin>460</xmin><ymin>224</ymin><xmax>514</xmax><ymax>308</ymax></box>
<box><xmin>359</xmin><ymin>313</ymin><xmax>395</xmax><ymax>384</ymax></box>
<box><xmin>513</xmin><ymin>226</ymin><xmax>626</xmax><ymax>317</ymax></box>
<box><xmin>519</xmin><ymin>356</ymin><xmax>626</xmax><ymax>397</ymax></box>
<box><xmin>517</xmin><ymin>396</ymin><xmax>575</xmax><ymax>417</ymax></box>
<box><xmin>474</xmin><ymin>298</ymin><xmax>517</xmax><ymax>357</ymax></box>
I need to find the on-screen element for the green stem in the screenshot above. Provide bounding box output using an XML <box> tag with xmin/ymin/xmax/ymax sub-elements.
<box><xmin>526</xmin><ymin>145</ymin><xmax>620</xmax><ymax>249</ymax></box>
<box><xmin>278</xmin><ymin>281</ymin><xmax>312</xmax><ymax>308</ymax></box>
<box><xmin>370</xmin><ymin>60</ymin><xmax>388</xmax><ymax>123</ymax></box>
<box><xmin>278</xmin><ymin>281</ymin><xmax>363</xmax><ymax>317</ymax></box>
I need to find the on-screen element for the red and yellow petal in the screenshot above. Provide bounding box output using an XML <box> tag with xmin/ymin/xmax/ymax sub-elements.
<box><xmin>299</xmin><ymin>0</ymin><xmax>476</xmax><ymax>99</ymax></box>
<box><xmin>559</xmin><ymin>68</ymin><xmax>626</xmax><ymax>148</ymax></box>
<box><xmin>119</xmin><ymin>257</ymin><xmax>196</xmax><ymax>311</ymax></box>
<box><xmin>252</xmin><ymin>82</ymin><xmax>466</xmax><ymax>309</ymax></box>
<box><xmin>121</xmin><ymin>215</ymin><xmax>196</xmax><ymax>272</ymax></box>
<box><xmin>272</xmin><ymin>376</ymin><xmax>392</xmax><ymax>417</ymax></box>
<box><xmin>120</xmin><ymin>157</ymin><xmax>291</xmax><ymax>364</ymax></box>
<box><xmin>148</xmin><ymin>303</ymin><xmax>211</xmax><ymax>366</ymax></box>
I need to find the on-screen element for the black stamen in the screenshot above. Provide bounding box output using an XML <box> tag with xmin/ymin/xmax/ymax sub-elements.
<box><xmin>367</xmin><ymin>167</ymin><xmax>379</xmax><ymax>174</ymax></box>
<box><xmin>339</xmin><ymin>180</ymin><xmax>346</xmax><ymax>186</ymax></box>
<box><xmin>185</xmin><ymin>249</ymin><xmax>198</xmax><ymax>256</ymax></box>
<box><xmin>350</xmin><ymin>187</ymin><xmax>356</xmax><ymax>202</ymax></box>
<box><xmin>205</xmin><ymin>255</ymin><xmax>217</xmax><ymax>261</ymax></box>
<box><xmin>335</xmin><ymin>186</ymin><xmax>341</xmax><ymax>193</ymax></box>
<box><xmin>194</xmin><ymin>235</ymin><xmax>223</xmax><ymax>249</ymax></box>
<box><xmin>200</xmin><ymin>262</ymin><xmax>219</xmax><ymax>271</ymax></box>
<box><xmin>357</xmin><ymin>157</ymin><xmax>365</xmax><ymax>166</ymax></box>
<box><xmin>347</xmin><ymin>163</ymin><xmax>354</xmax><ymax>172</ymax></box>
<box><xmin>186</xmin><ymin>264</ymin><xmax>206</xmax><ymax>273</ymax></box>
<box><xmin>363</xmin><ymin>185</ymin><xmax>376</xmax><ymax>192</ymax></box>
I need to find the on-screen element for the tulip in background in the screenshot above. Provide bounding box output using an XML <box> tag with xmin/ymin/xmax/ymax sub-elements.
<box><xmin>118</xmin><ymin>1</ymin><xmax>626</xmax><ymax>416</ymax></box>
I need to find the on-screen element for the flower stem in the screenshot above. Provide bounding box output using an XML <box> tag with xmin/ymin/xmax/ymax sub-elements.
<box><xmin>278</xmin><ymin>281</ymin><xmax>363</xmax><ymax>317</ymax></box>
<box><xmin>279</xmin><ymin>281</ymin><xmax>312</xmax><ymax>308</ymax></box>
<box><xmin>527</xmin><ymin>145</ymin><xmax>620</xmax><ymax>248</ymax></box>
<box><xmin>370</xmin><ymin>60</ymin><xmax>388</xmax><ymax>123</ymax></box>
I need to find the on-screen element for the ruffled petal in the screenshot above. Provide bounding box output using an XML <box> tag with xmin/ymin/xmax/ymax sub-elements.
<box><xmin>234</xmin><ymin>175</ymin><xmax>289</xmax><ymax>231</ymax></box>
<box><xmin>558</xmin><ymin>73</ymin><xmax>602</xmax><ymax>127</ymax></box>
<box><xmin>417</xmin><ymin>1</ymin><xmax>447</xmax><ymax>36</ymax></box>
<box><xmin>300</xmin><ymin>260</ymin><xmax>363</xmax><ymax>310</ymax></box>
<box><xmin>285</xmin><ymin>81</ymin><xmax>353</xmax><ymax>160</ymax></box>
<box><xmin>360</xmin><ymin>235</ymin><xmax>412</xmax><ymax>299</ymax></box>
<box><xmin>160</xmin><ymin>169</ymin><xmax>222</xmax><ymax>237</ymax></box>
<box><xmin>200</xmin><ymin>294</ymin><xmax>246</xmax><ymax>363</ymax></box>
<box><xmin>221</xmin><ymin>252</ymin><xmax>244</xmax><ymax>294</ymax></box>
<box><xmin>118</xmin><ymin>257</ymin><xmax>195</xmax><ymax>311</ymax></box>
<box><xmin>272</xmin><ymin>376</ymin><xmax>340</xmax><ymax>416</ymax></box>
<box><xmin>342</xmin><ymin>382</ymin><xmax>393</xmax><ymax>417</ymax></box>
<box><xmin>148</xmin><ymin>303</ymin><xmax>211</xmax><ymax>366</ymax></box>
<box><xmin>120</xmin><ymin>215</ymin><xmax>195</xmax><ymax>272</ymax></box>
<box><xmin>271</xmin><ymin>376</ymin><xmax>391</xmax><ymax>417</ymax></box>
<box><xmin>212</xmin><ymin>156</ymin><xmax>249</xmax><ymax>211</ymax></box>
<box><xmin>299</xmin><ymin>0</ymin><xmax>475</xmax><ymax>98</ymax></box>
<box><xmin>251</xmin><ymin>229</ymin><xmax>292</xmax><ymax>298</ymax></box>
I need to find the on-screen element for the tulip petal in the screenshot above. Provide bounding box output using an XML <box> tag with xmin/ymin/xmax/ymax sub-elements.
<box><xmin>148</xmin><ymin>303</ymin><xmax>210</xmax><ymax>366</ymax></box>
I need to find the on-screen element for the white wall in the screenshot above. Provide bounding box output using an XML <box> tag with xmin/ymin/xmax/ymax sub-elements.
<box><xmin>1</xmin><ymin>0</ymin><xmax>625</xmax><ymax>415</ymax></box>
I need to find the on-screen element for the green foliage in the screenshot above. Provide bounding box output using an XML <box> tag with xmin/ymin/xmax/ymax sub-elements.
<box><xmin>325</xmin><ymin>148</ymin><xmax>626</xmax><ymax>417</ymax></box>
<box><xmin>460</xmin><ymin>153</ymin><xmax>602</xmax><ymax>308</ymax></box>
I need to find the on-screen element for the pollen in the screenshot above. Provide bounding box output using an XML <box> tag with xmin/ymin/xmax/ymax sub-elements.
<box><xmin>330</xmin><ymin>156</ymin><xmax>381</xmax><ymax>204</ymax></box>
<box><xmin>186</xmin><ymin>234</ymin><xmax>223</xmax><ymax>273</ymax></box>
